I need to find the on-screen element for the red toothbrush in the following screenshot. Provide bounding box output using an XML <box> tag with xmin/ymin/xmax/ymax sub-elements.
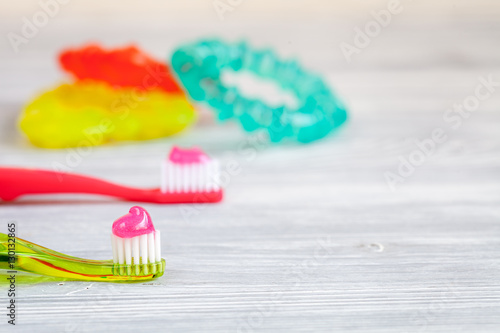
<box><xmin>0</xmin><ymin>147</ymin><xmax>222</xmax><ymax>204</ymax></box>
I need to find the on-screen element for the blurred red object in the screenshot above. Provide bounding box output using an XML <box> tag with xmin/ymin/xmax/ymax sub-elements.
<box><xmin>59</xmin><ymin>44</ymin><xmax>183</xmax><ymax>93</ymax></box>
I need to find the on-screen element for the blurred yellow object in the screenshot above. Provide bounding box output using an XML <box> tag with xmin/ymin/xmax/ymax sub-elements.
<box><xmin>19</xmin><ymin>81</ymin><xmax>196</xmax><ymax>148</ymax></box>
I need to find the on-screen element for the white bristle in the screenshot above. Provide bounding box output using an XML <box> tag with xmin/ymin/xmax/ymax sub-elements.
<box><xmin>111</xmin><ymin>234</ymin><xmax>118</xmax><ymax>264</ymax></box>
<box><xmin>160</xmin><ymin>156</ymin><xmax>221</xmax><ymax>194</ymax></box>
<box><xmin>191</xmin><ymin>164</ymin><xmax>198</xmax><ymax>192</ymax></box>
<box><xmin>132</xmin><ymin>237</ymin><xmax>140</xmax><ymax>265</ymax></box>
<box><xmin>212</xmin><ymin>160</ymin><xmax>220</xmax><ymax>191</ymax></box>
<box><xmin>167</xmin><ymin>162</ymin><xmax>175</xmax><ymax>193</ymax></box>
<box><xmin>183</xmin><ymin>164</ymin><xmax>190</xmax><ymax>193</ymax></box>
<box><xmin>140</xmin><ymin>234</ymin><xmax>148</xmax><ymax>264</ymax></box>
<box><xmin>124</xmin><ymin>238</ymin><xmax>132</xmax><ymax>265</ymax></box>
<box><xmin>175</xmin><ymin>164</ymin><xmax>182</xmax><ymax>193</ymax></box>
<box><xmin>148</xmin><ymin>233</ymin><xmax>156</xmax><ymax>264</ymax></box>
<box><xmin>116</xmin><ymin>237</ymin><xmax>125</xmax><ymax>264</ymax></box>
<box><xmin>206</xmin><ymin>161</ymin><xmax>213</xmax><ymax>192</ymax></box>
<box><xmin>111</xmin><ymin>232</ymin><xmax>161</xmax><ymax>268</ymax></box>
<box><xmin>189</xmin><ymin>164</ymin><xmax>197</xmax><ymax>192</ymax></box>
<box><xmin>197</xmin><ymin>163</ymin><xmax>205</xmax><ymax>192</ymax></box>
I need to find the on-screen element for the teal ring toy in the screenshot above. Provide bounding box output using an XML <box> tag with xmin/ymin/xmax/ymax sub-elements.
<box><xmin>171</xmin><ymin>40</ymin><xmax>347</xmax><ymax>143</ymax></box>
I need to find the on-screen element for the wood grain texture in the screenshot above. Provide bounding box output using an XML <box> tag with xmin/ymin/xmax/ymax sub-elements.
<box><xmin>0</xmin><ymin>1</ymin><xmax>499</xmax><ymax>332</ymax></box>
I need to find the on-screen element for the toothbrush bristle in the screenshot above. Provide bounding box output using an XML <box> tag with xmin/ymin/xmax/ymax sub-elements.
<box><xmin>161</xmin><ymin>147</ymin><xmax>220</xmax><ymax>194</ymax></box>
<box><xmin>111</xmin><ymin>231</ymin><xmax>161</xmax><ymax>275</ymax></box>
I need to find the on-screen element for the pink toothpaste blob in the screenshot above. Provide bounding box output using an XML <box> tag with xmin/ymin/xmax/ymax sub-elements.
<box><xmin>112</xmin><ymin>206</ymin><xmax>155</xmax><ymax>238</ymax></box>
<box><xmin>111</xmin><ymin>206</ymin><xmax>161</xmax><ymax>267</ymax></box>
<box><xmin>161</xmin><ymin>146</ymin><xmax>221</xmax><ymax>193</ymax></box>
<box><xmin>169</xmin><ymin>146</ymin><xmax>210</xmax><ymax>164</ymax></box>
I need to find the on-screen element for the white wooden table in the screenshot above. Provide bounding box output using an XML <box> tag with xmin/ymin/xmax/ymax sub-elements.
<box><xmin>1</xmin><ymin>1</ymin><xmax>499</xmax><ymax>332</ymax></box>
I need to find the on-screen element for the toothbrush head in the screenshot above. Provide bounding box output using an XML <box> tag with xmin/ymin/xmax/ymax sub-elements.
<box><xmin>161</xmin><ymin>146</ymin><xmax>221</xmax><ymax>195</ymax></box>
<box><xmin>111</xmin><ymin>206</ymin><xmax>164</xmax><ymax>277</ymax></box>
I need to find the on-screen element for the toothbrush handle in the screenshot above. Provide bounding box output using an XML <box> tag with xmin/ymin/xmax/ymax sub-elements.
<box><xmin>0</xmin><ymin>167</ymin><xmax>152</xmax><ymax>202</ymax></box>
<box><xmin>0</xmin><ymin>233</ymin><xmax>166</xmax><ymax>282</ymax></box>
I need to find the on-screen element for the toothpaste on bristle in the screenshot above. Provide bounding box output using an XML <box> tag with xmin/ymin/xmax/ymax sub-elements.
<box><xmin>161</xmin><ymin>146</ymin><xmax>220</xmax><ymax>194</ymax></box>
<box><xmin>111</xmin><ymin>206</ymin><xmax>161</xmax><ymax>269</ymax></box>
